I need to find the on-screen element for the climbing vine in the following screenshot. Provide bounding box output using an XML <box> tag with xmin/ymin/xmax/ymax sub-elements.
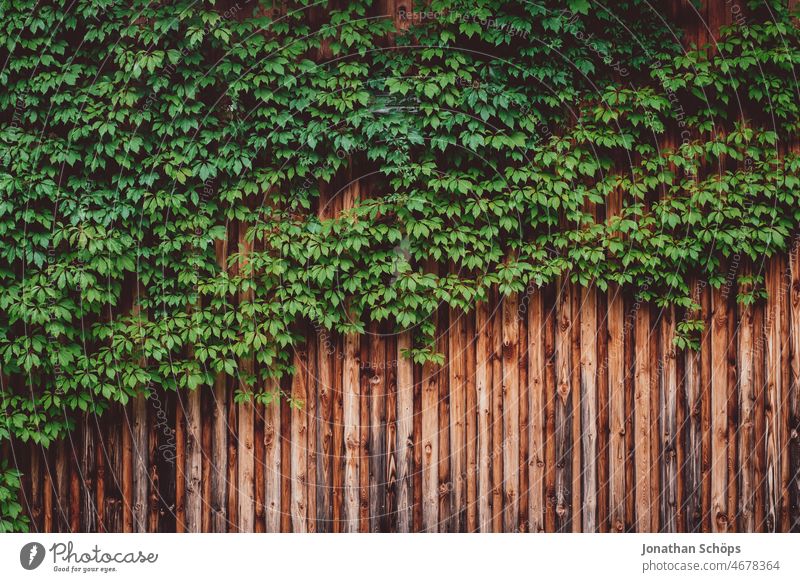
<box><xmin>0</xmin><ymin>0</ymin><xmax>799</xmax><ymax>530</ymax></box>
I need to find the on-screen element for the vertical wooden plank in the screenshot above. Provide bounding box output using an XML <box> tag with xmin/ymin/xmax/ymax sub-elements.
<box><xmin>201</xmin><ymin>390</ymin><xmax>212</xmax><ymax>533</ymax></box>
<box><xmin>738</xmin><ymin>269</ymin><xmax>756</xmax><ymax>532</ymax></box>
<box><xmin>265</xmin><ymin>389</ymin><xmax>282</xmax><ymax>533</ymax></box>
<box><xmin>555</xmin><ymin>280</ymin><xmax>573</xmax><ymax>531</ymax></box>
<box><xmin>700</xmin><ymin>283</ymin><xmax>713</xmax><ymax>532</ymax></box>
<box><xmin>396</xmin><ymin>331</ymin><xmax>414</xmax><ymax>532</ymax></box>
<box><xmin>790</xmin><ymin>243</ymin><xmax>800</xmax><ymax>531</ymax></box>
<box><xmin>676</xmin><ymin>329</ymin><xmax>687</xmax><ymax>534</ymax></box>
<box><xmin>580</xmin><ymin>285</ymin><xmax>598</xmax><ymax>532</ymax></box>
<box><xmin>343</xmin><ymin>332</ymin><xmax>361</xmax><ymax>532</ymax></box>
<box><xmin>147</xmin><ymin>394</ymin><xmax>162</xmax><ymax>532</ymax></box>
<box><xmin>754</xmin><ymin>297</ymin><xmax>767</xmax><ymax>531</ymax></box>
<box><xmin>198</xmin><ymin>392</ymin><xmax>213</xmax><ymax>533</ymax></box>
<box><xmin>306</xmin><ymin>336</ymin><xmax>318</xmax><ymax>533</ymax></box>
<box><xmin>291</xmin><ymin>346</ymin><xmax>308</xmax><ymax>532</ymax></box>
<box><xmin>518</xmin><ymin>301</ymin><xmax>529</xmax><ymax>532</ymax></box>
<box><xmin>412</xmin><ymin>355</ymin><xmax>423</xmax><ymax>532</ymax></box>
<box><xmin>237</xmin><ymin>226</ymin><xmax>255</xmax><ymax>533</ymax></box>
<box><xmin>359</xmin><ymin>333</ymin><xmax>371</xmax><ymax>532</ymax></box>
<box><xmin>437</xmin><ymin>307</ymin><xmax>451</xmax><ymax>532</ymax></box>
<box><xmin>648</xmin><ymin>307</ymin><xmax>660</xmax><ymax>533</ymax></box>
<box><xmin>624</xmin><ymin>292</ymin><xmax>636</xmax><ymax>531</ymax></box>
<box><xmin>502</xmin><ymin>296</ymin><xmax>520</xmax><ymax>532</ymax></box>
<box><xmin>465</xmin><ymin>312</ymin><xmax>478</xmax><ymax>532</ymax></box>
<box><xmin>211</xmin><ymin>235</ymin><xmax>229</xmax><ymax>532</ymax></box>
<box><xmin>226</xmin><ymin>387</ymin><xmax>238</xmax><ymax>531</ymax></box>
<box><xmin>280</xmin><ymin>385</ymin><xmax>291</xmax><ymax>532</ymax></box>
<box><xmin>175</xmin><ymin>399</ymin><xmax>185</xmax><ymax>532</ymax></box>
<box><xmin>660</xmin><ymin>306</ymin><xmax>679</xmax><ymax>532</ymax></box>
<box><xmin>475</xmin><ymin>301</ymin><xmax>492</xmax><ymax>532</ymax></box>
<box><xmin>69</xmin><ymin>434</ymin><xmax>80</xmax><ymax>532</ymax></box>
<box><xmin>571</xmin><ymin>284</ymin><xmax>583</xmax><ymax>532</ymax></box>
<box><xmin>254</xmin><ymin>401</ymin><xmax>265</xmax><ymax>534</ymax></box>
<box><xmin>332</xmin><ymin>335</ymin><xmax>345</xmax><ymax>532</ymax></box>
<box><xmin>43</xmin><ymin>448</ymin><xmax>53</xmax><ymax>532</ymax></box>
<box><xmin>184</xmin><ymin>388</ymin><xmax>202</xmax><ymax>532</ymax></box>
<box><xmin>421</xmin><ymin>313</ymin><xmax>439</xmax><ymax>532</ymax></box>
<box><xmin>120</xmin><ymin>407</ymin><xmax>133</xmax><ymax>533</ymax></box>
<box><xmin>55</xmin><ymin>440</ymin><xmax>69</xmax><ymax>531</ymax></box>
<box><xmin>132</xmin><ymin>394</ymin><xmax>148</xmax><ymax>532</ymax></box>
<box><xmin>385</xmin><ymin>332</ymin><xmax>398</xmax><ymax>532</ymax></box>
<box><xmin>29</xmin><ymin>445</ymin><xmax>42</xmax><ymax>532</ymax></box>
<box><xmin>94</xmin><ymin>425</ymin><xmax>106</xmax><ymax>532</ymax></box>
<box><xmin>527</xmin><ymin>289</ymin><xmax>545</xmax><ymax>532</ymax></box>
<box><xmin>210</xmin><ymin>376</ymin><xmax>228</xmax><ymax>532</ymax></box>
<box><xmin>684</xmin><ymin>280</ymin><xmax>703</xmax><ymax>531</ymax></box>
<box><xmin>596</xmin><ymin>291</ymin><xmax>610</xmax><ymax>533</ymax></box>
<box><xmin>80</xmin><ymin>413</ymin><xmax>97</xmax><ymax>533</ymax></box>
<box><xmin>727</xmin><ymin>289</ymin><xmax>740</xmax><ymax>532</ymax></box>
<box><xmin>608</xmin><ymin>284</ymin><xmax>626</xmax><ymax>532</ymax></box>
<box><xmin>544</xmin><ymin>285</ymin><xmax>557</xmax><ymax>532</ymax></box>
<box><xmin>634</xmin><ymin>299</ymin><xmax>652</xmax><ymax>532</ymax></box>
<box><xmin>101</xmin><ymin>409</ymin><xmax>123</xmax><ymax>532</ymax></box>
<box><xmin>449</xmin><ymin>309</ymin><xmax>467</xmax><ymax>531</ymax></box>
<box><xmin>315</xmin><ymin>329</ymin><xmax>334</xmax><ymax>532</ymax></box>
<box><xmin>491</xmin><ymin>294</ymin><xmax>504</xmax><ymax>532</ymax></box>
<box><xmin>765</xmin><ymin>257</ymin><xmax>784</xmax><ymax>531</ymax></box>
<box><xmin>780</xmin><ymin>254</ymin><xmax>793</xmax><ymax>532</ymax></box>
<box><xmin>369</xmin><ymin>328</ymin><xmax>387</xmax><ymax>532</ymax></box>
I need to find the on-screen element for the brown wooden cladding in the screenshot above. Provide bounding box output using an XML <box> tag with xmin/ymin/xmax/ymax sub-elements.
<box><xmin>14</xmin><ymin>251</ymin><xmax>800</xmax><ymax>532</ymax></box>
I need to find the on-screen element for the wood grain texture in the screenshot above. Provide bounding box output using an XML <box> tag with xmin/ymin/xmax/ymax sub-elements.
<box><xmin>421</xmin><ymin>319</ymin><xmax>439</xmax><ymax>532</ymax></box>
<box><xmin>343</xmin><ymin>332</ymin><xmax>360</xmax><ymax>532</ymax></box>
<box><xmin>237</xmin><ymin>226</ymin><xmax>255</xmax><ymax>533</ymax></box>
<box><xmin>554</xmin><ymin>280</ymin><xmax>573</xmax><ymax>531</ymax></box>
<box><xmin>396</xmin><ymin>331</ymin><xmax>414</xmax><ymax>532</ymax></box>
<box><xmin>315</xmin><ymin>329</ymin><xmax>333</xmax><ymax>532</ymax></box>
<box><xmin>449</xmin><ymin>309</ymin><xmax>467</xmax><ymax>532</ymax></box>
<box><xmin>608</xmin><ymin>284</ymin><xmax>626</xmax><ymax>532</ymax></box>
<box><xmin>738</xmin><ymin>268</ymin><xmax>756</xmax><ymax>532</ymax></box>
<box><xmin>634</xmin><ymin>300</ymin><xmax>652</xmax><ymax>532</ymax></box>
<box><xmin>265</xmin><ymin>388</ymin><xmax>281</xmax><ymax>532</ymax></box>
<box><xmin>491</xmin><ymin>294</ymin><xmax>504</xmax><ymax>532</ymax></box>
<box><xmin>18</xmin><ymin>272</ymin><xmax>800</xmax><ymax>533</ymax></box>
<box><xmin>765</xmin><ymin>257</ymin><xmax>785</xmax><ymax>532</ymax></box>
<box><xmin>475</xmin><ymin>300</ymin><xmax>492</xmax><ymax>533</ymax></box>
<box><xmin>501</xmin><ymin>296</ymin><xmax>520</xmax><ymax>532</ymax></box>
<box><xmin>527</xmin><ymin>289</ymin><xmax>545</xmax><ymax>532</ymax></box>
<box><xmin>580</xmin><ymin>285</ymin><xmax>598</xmax><ymax>532</ymax></box>
<box><xmin>790</xmin><ymin>243</ymin><xmax>800</xmax><ymax>532</ymax></box>
<box><xmin>290</xmin><ymin>345</ymin><xmax>308</xmax><ymax>532</ymax></box>
<box><xmin>660</xmin><ymin>306</ymin><xmax>678</xmax><ymax>532</ymax></box>
<box><xmin>711</xmin><ymin>286</ymin><xmax>730</xmax><ymax>532</ymax></box>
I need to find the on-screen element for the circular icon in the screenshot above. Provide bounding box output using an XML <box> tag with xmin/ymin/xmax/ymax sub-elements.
<box><xmin>20</xmin><ymin>542</ymin><xmax>46</xmax><ymax>570</ymax></box>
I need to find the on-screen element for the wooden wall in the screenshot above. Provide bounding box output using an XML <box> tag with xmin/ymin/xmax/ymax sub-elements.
<box><xmin>9</xmin><ymin>1</ymin><xmax>800</xmax><ymax>533</ymax></box>
<box><xmin>13</xmin><ymin>248</ymin><xmax>800</xmax><ymax>532</ymax></box>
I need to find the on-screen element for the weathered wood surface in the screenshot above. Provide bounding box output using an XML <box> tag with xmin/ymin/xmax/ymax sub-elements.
<box><xmin>18</xmin><ymin>261</ymin><xmax>800</xmax><ymax>532</ymax></box>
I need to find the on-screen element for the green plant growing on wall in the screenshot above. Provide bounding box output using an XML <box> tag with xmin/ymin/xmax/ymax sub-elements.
<box><xmin>0</xmin><ymin>0</ymin><xmax>798</xmax><ymax>530</ymax></box>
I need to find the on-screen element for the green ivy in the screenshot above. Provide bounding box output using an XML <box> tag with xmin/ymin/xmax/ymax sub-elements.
<box><xmin>0</xmin><ymin>0</ymin><xmax>798</xmax><ymax>531</ymax></box>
